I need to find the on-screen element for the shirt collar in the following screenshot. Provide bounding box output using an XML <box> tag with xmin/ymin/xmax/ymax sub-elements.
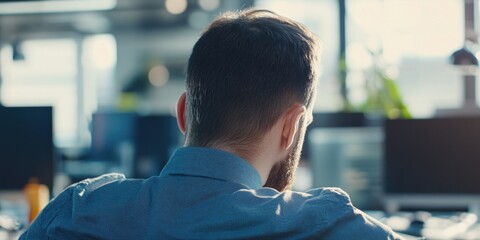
<box><xmin>160</xmin><ymin>147</ymin><xmax>262</xmax><ymax>189</ymax></box>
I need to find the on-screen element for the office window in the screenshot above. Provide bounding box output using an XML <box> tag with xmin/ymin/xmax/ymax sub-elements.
<box><xmin>346</xmin><ymin>0</ymin><xmax>464</xmax><ymax>117</ymax></box>
<box><xmin>0</xmin><ymin>35</ymin><xmax>116</xmax><ymax>146</ymax></box>
<box><xmin>82</xmin><ymin>34</ymin><xmax>117</xmax><ymax>142</ymax></box>
<box><xmin>0</xmin><ymin>39</ymin><xmax>78</xmax><ymax>145</ymax></box>
<box><xmin>82</xmin><ymin>34</ymin><xmax>116</xmax><ymax>111</ymax></box>
<box><xmin>255</xmin><ymin>0</ymin><xmax>341</xmax><ymax>111</ymax></box>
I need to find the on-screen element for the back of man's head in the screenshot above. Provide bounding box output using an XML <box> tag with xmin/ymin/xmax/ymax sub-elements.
<box><xmin>185</xmin><ymin>9</ymin><xmax>321</xmax><ymax>156</ymax></box>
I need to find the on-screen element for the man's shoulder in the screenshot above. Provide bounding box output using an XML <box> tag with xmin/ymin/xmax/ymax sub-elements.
<box><xmin>20</xmin><ymin>173</ymin><xmax>129</xmax><ymax>239</ymax></box>
<box><xmin>228</xmin><ymin>187</ymin><xmax>355</xmax><ymax>227</ymax></box>
<box><xmin>49</xmin><ymin>172</ymin><xmax>128</xmax><ymax>217</ymax></box>
<box><xmin>55</xmin><ymin>173</ymin><xmax>129</xmax><ymax>209</ymax></box>
<box><xmin>63</xmin><ymin>172</ymin><xmax>148</xmax><ymax>215</ymax></box>
<box><xmin>305</xmin><ymin>187</ymin><xmax>354</xmax><ymax>210</ymax></box>
<box><xmin>306</xmin><ymin>187</ymin><xmax>351</xmax><ymax>201</ymax></box>
<box><xmin>226</xmin><ymin>187</ymin><xmax>398</xmax><ymax>239</ymax></box>
<box><xmin>304</xmin><ymin>188</ymin><xmax>401</xmax><ymax>239</ymax></box>
<box><xmin>69</xmin><ymin>173</ymin><xmax>127</xmax><ymax>195</ymax></box>
<box><xmin>233</xmin><ymin>186</ymin><xmax>352</xmax><ymax>208</ymax></box>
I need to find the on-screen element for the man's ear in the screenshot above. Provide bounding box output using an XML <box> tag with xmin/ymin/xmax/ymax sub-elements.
<box><xmin>281</xmin><ymin>104</ymin><xmax>306</xmax><ymax>150</ymax></box>
<box><xmin>176</xmin><ymin>92</ymin><xmax>187</xmax><ymax>135</ymax></box>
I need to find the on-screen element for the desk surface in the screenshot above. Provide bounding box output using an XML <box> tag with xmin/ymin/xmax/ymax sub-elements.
<box><xmin>368</xmin><ymin>210</ymin><xmax>480</xmax><ymax>239</ymax></box>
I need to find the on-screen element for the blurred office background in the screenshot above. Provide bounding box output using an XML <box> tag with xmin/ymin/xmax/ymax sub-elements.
<box><xmin>3</xmin><ymin>0</ymin><xmax>480</xmax><ymax>236</ymax></box>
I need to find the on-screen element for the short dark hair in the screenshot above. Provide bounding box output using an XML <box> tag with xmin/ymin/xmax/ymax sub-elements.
<box><xmin>185</xmin><ymin>9</ymin><xmax>321</xmax><ymax>154</ymax></box>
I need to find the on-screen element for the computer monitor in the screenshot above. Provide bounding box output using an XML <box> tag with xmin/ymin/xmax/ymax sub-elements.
<box><xmin>0</xmin><ymin>106</ymin><xmax>54</xmax><ymax>191</ymax></box>
<box><xmin>134</xmin><ymin>115</ymin><xmax>180</xmax><ymax>178</ymax></box>
<box><xmin>308</xmin><ymin>127</ymin><xmax>383</xmax><ymax>210</ymax></box>
<box><xmin>90</xmin><ymin>112</ymin><xmax>137</xmax><ymax>161</ymax></box>
<box><xmin>384</xmin><ymin>117</ymin><xmax>480</xmax><ymax>211</ymax></box>
<box><xmin>303</xmin><ymin>112</ymin><xmax>369</xmax><ymax>161</ymax></box>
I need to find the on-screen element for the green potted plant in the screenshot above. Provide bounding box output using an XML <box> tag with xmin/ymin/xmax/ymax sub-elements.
<box><xmin>343</xmin><ymin>47</ymin><xmax>411</xmax><ymax>119</ymax></box>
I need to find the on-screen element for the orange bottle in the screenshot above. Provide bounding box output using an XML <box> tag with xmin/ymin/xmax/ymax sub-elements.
<box><xmin>23</xmin><ymin>178</ymin><xmax>49</xmax><ymax>223</ymax></box>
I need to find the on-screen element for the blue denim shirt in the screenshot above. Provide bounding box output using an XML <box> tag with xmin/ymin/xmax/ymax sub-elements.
<box><xmin>21</xmin><ymin>147</ymin><xmax>400</xmax><ymax>239</ymax></box>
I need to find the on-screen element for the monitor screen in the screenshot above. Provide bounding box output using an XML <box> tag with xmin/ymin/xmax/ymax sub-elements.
<box><xmin>308</xmin><ymin>127</ymin><xmax>383</xmax><ymax>210</ymax></box>
<box><xmin>134</xmin><ymin>115</ymin><xmax>180</xmax><ymax>178</ymax></box>
<box><xmin>384</xmin><ymin>117</ymin><xmax>480</xmax><ymax>195</ymax></box>
<box><xmin>90</xmin><ymin>112</ymin><xmax>137</xmax><ymax>161</ymax></box>
<box><xmin>0</xmin><ymin>106</ymin><xmax>54</xmax><ymax>190</ymax></box>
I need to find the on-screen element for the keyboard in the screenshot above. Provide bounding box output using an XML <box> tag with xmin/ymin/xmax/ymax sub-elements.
<box><xmin>378</xmin><ymin>211</ymin><xmax>478</xmax><ymax>239</ymax></box>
